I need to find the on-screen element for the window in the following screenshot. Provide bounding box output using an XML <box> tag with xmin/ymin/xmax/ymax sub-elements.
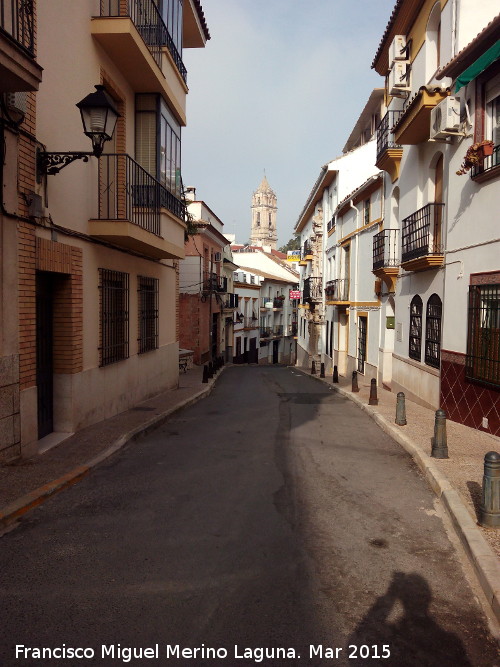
<box><xmin>485</xmin><ymin>74</ymin><xmax>500</xmax><ymax>163</ymax></box>
<box><xmin>99</xmin><ymin>269</ymin><xmax>129</xmax><ymax>367</ymax></box>
<box><xmin>158</xmin><ymin>0</ymin><xmax>183</xmax><ymax>53</ymax></box>
<box><xmin>409</xmin><ymin>295</ymin><xmax>423</xmax><ymax>361</ymax></box>
<box><xmin>256</xmin><ymin>212</ymin><xmax>260</xmax><ymax>227</ymax></box>
<box><xmin>269</xmin><ymin>212</ymin><xmax>272</xmax><ymax>227</ymax></box>
<box><xmin>138</xmin><ymin>277</ymin><xmax>159</xmax><ymax>354</ymax></box>
<box><xmin>364</xmin><ymin>199</ymin><xmax>370</xmax><ymax>225</ymax></box>
<box><xmin>425</xmin><ymin>294</ymin><xmax>442</xmax><ymax>368</ymax></box>
<box><xmin>136</xmin><ymin>94</ymin><xmax>181</xmax><ymax>197</ymax></box>
<box><xmin>466</xmin><ymin>283</ymin><xmax>500</xmax><ymax>388</ymax></box>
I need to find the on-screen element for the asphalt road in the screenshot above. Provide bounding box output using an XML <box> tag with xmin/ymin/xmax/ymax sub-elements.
<box><xmin>0</xmin><ymin>366</ymin><xmax>498</xmax><ymax>667</ymax></box>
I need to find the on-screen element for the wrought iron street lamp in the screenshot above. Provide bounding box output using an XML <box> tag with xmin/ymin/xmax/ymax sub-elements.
<box><xmin>37</xmin><ymin>85</ymin><xmax>120</xmax><ymax>181</ymax></box>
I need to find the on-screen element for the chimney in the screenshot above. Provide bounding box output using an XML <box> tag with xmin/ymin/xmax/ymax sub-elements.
<box><xmin>185</xmin><ymin>186</ymin><xmax>196</xmax><ymax>202</ymax></box>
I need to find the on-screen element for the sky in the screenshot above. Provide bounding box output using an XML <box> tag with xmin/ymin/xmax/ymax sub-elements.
<box><xmin>182</xmin><ymin>0</ymin><xmax>396</xmax><ymax>248</ymax></box>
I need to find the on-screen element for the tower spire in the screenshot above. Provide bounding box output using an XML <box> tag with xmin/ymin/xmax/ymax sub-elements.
<box><xmin>250</xmin><ymin>174</ymin><xmax>278</xmax><ymax>250</ymax></box>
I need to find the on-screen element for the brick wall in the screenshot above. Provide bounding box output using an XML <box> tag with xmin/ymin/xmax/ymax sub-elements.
<box><xmin>179</xmin><ymin>293</ymin><xmax>201</xmax><ymax>362</ymax></box>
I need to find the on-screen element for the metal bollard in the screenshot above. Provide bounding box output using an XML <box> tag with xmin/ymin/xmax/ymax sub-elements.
<box><xmin>208</xmin><ymin>361</ymin><xmax>214</xmax><ymax>378</ymax></box>
<box><xmin>202</xmin><ymin>365</ymin><xmax>209</xmax><ymax>383</ymax></box>
<box><xmin>332</xmin><ymin>365</ymin><xmax>339</xmax><ymax>383</ymax></box>
<box><xmin>311</xmin><ymin>360</ymin><xmax>316</xmax><ymax>375</ymax></box>
<box><xmin>431</xmin><ymin>409</ymin><xmax>449</xmax><ymax>459</ymax></box>
<box><xmin>320</xmin><ymin>362</ymin><xmax>325</xmax><ymax>378</ymax></box>
<box><xmin>368</xmin><ymin>378</ymin><xmax>378</xmax><ymax>405</ymax></box>
<box><xmin>351</xmin><ymin>371</ymin><xmax>359</xmax><ymax>392</ymax></box>
<box><xmin>479</xmin><ymin>451</ymin><xmax>500</xmax><ymax>528</ymax></box>
<box><xmin>395</xmin><ymin>392</ymin><xmax>407</xmax><ymax>426</ymax></box>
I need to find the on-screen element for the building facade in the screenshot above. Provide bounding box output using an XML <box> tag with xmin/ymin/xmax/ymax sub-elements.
<box><xmin>1</xmin><ymin>0</ymin><xmax>209</xmax><ymax>462</ymax></box>
<box><xmin>179</xmin><ymin>196</ymin><xmax>232</xmax><ymax>364</ymax></box>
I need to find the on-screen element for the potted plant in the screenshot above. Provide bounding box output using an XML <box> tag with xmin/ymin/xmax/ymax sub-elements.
<box><xmin>456</xmin><ymin>140</ymin><xmax>494</xmax><ymax>175</ymax></box>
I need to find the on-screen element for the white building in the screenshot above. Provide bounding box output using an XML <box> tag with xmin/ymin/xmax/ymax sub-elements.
<box><xmin>372</xmin><ymin>0</ymin><xmax>499</xmax><ymax>428</ymax></box>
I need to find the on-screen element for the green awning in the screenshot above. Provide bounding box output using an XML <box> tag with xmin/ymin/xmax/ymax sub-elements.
<box><xmin>455</xmin><ymin>40</ymin><xmax>500</xmax><ymax>92</ymax></box>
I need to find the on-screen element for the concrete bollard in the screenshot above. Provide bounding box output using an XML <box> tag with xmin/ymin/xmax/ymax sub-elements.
<box><xmin>368</xmin><ymin>378</ymin><xmax>378</xmax><ymax>405</ymax></box>
<box><xmin>395</xmin><ymin>392</ymin><xmax>407</xmax><ymax>426</ymax></box>
<box><xmin>431</xmin><ymin>409</ymin><xmax>449</xmax><ymax>459</ymax></box>
<box><xmin>351</xmin><ymin>371</ymin><xmax>359</xmax><ymax>392</ymax></box>
<box><xmin>311</xmin><ymin>360</ymin><xmax>316</xmax><ymax>375</ymax></box>
<box><xmin>320</xmin><ymin>362</ymin><xmax>325</xmax><ymax>378</ymax></box>
<box><xmin>479</xmin><ymin>451</ymin><xmax>500</xmax><ymax>528</ymax></box>
<box><xmin>332</xmin><ymin>365</ymin><xmax>339</xmax><ymax>383</ymax></box>
<box><xmin>202</xmin><ymin>365</ymin><xmax>209</xmax><ymax>383</ymax></box>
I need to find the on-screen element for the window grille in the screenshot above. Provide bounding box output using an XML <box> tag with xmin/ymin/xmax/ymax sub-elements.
<box><xmin>409</xmin><ymin>295</ymin><xmax>423</xmax><ymax>361</ymax></box>
<box><xmin>138</xmin><ymin>276</ymin><xmax>159</xmax><ymax>354</ymax></box>
<box><xmin>425</xmin><ymin>294</ymin><xmax>442</xmax><ymax>368</ymax></box>
<box><xmin>99</xmin><ymin>269</ymin><xmax>129</xmax><ymax>366</ymax></box>
<box><xmin>466</xmin><ymin>283</ymin><xmax>500</xmax><ymax>388</ymax></box>
<box><xmin>358</xmin><ymin>316</ymin><xmax>367</xmax><ymax>373</ymax></box>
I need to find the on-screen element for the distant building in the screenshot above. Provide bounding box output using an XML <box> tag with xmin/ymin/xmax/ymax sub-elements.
<box><xmin>250</xmin><ymin>175</ymin><xmax>278</xmax><ymax>250</ymax></box>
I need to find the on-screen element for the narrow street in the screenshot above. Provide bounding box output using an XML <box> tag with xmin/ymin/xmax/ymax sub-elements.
<box><xmin>0</xmin><ymin>366</ymin><xmax>498</xmax><ymax>666</ymax></box>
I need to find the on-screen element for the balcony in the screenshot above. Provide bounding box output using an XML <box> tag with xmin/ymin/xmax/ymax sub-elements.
<box><xmin>260</xmin><ymin>327</ymin><xmax>272</xmax><ymax>339</ymax></box>
<box><xmin>273</xmin><ymin>325</ymin><xmax>284</xmax><ymax>338</ymax></box>
<box><xmin>88</xmin><ymin>153</ymin><xmax>186</xmax><ymax>260</ymax></box>
<box><xmin>325</xmin><ymin>279</ymin><xmax>349</xmax><ymax>304</ymax></box>
<box><xmin>92</xmin><ymin>0</ymin><xmax>187</xmax><ymax>118</ymax></box>
<box><xmin>393</xmin><ymin>88</ymin><xmax>450</xmax><ymax>145</ymax></box>
<box><xmin>375</xmin><ymin>111</ymin><xmax>403</xmax><ymax>182</ymax></box>
<box><xmin>372</xmin><ymin>229</ymin><xmax>399</xmax><ymax>292</ymax></box>
<box><xmin>302</xmin><ymin>276</ymin><xmax>323</xmax><ymax>304</ymax></box>
<box><xmin>471</xmin><ymin>144</ymin><xmax>500</xmax><ymax>183</ymax></box>
<box><xmin>401</xmin><ymin>204</ymin><xmax>444</xmax><ymax>271</ymax></box>
<box><xmin>223</xmin><ymin>293</ymin><xmax>238</xmax><ymax>310</ymax></box>
<box><xmin>203</xmin><ymin>273</ymin><xmax>227</xmax><ymax>293</ymax></box>
<box><xmin>0</xmin><ymin>0</ymin><xmax>42</xmax><ymax>92</ymax></box>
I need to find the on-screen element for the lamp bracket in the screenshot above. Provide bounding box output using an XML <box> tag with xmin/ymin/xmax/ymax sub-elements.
<box><xmin>36</xmin><ymin>149</ymin><xmax>94</xmax><ymax>182</ymax></box>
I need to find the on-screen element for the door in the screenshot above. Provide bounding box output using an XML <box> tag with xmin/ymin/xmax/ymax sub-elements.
<box><xmin>433</xmin><ymin>155</ymin><xmax>443</xmax><ymax>252</ymax></box>
<box><xmin>36</xmin><ymin>273</ymin><xmax>54</xmax><ymax>439</ymax></box>
<box><xmin>358</xmin><ymin>316</ymin><xmax>367</xmax><ymax>374</ymax></box>
<box><xmin>273</xmin><ymin>340</ymin><xmax>279</xmax><ymax>364</ymax></box>
<box><xmin>249</xmin><ymin>337</ymin><xmax>257</xmax><ymax>364</ymax></box>
<box><xmin>234</xmin><ymin>337</ymin><xmax>241</xmax><ymax>364</ymax></box>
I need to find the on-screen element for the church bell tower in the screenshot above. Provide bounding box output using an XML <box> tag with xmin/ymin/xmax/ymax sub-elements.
<box><xmin>250</xmin><ymin>175</ymin><xmax>277</xmax><ymax>250</ymax></box>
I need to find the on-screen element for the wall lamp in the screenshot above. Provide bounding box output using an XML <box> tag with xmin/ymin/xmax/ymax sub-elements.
<box><xmin>36</xmin><ymin>85</ymin><xmax>120</xmax><ymax>182</ymax></box>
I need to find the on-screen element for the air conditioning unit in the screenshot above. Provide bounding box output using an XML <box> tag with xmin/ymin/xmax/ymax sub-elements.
<box><xmin>389</xmin><ymin>35</ymin><xmax>408</xmax><ymax>64</ymax></box>
<box><xmin>388</xmin><ymin>62</ymin><xmax>411</xmax><ymax>97</ymax></box>
<box><xmin>3</xmin><ymin>92</ymin><xmax>27</xmax><ymax>124</ymax></box>
<box><xmin>430</xmin><ymin>97</ymin><xmax>461</xmax><ymax>139</ymax></box>
<box><xmin>214</xmin><ymin>252</ymin><xmax>222</xmax><ymax>262</ymax></box>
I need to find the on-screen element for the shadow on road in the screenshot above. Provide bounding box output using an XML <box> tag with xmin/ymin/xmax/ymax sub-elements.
<box><xmin>347</xmin><ymin>571</ymin><xmax>472</xmax><ymax>666</ymax></box>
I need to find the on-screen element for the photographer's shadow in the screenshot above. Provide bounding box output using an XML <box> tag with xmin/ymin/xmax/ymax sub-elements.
<box><xmin>347</xmin><ymin>571</ymin><xmax>472</xmax><ymax>666</ymax></box>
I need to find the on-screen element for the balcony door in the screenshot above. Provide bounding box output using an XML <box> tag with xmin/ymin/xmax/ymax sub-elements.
<box><xmin>433</xmin><ymin>155</ymin><xmax>443</xmax><ymax>252</ymax></box>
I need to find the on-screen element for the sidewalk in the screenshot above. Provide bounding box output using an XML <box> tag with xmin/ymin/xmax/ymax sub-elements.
<box><xmin>1</xmin><ymin>363</ymin><xmax>499</xmax><ymax>625</ymax></box>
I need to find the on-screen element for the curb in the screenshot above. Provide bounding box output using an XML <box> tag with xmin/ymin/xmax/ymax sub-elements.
<box><xmin>294</xmin><ymin>367</ymin><xmax>500</xmax><ymax>625</ymax></box>
<box><xmin>0</xmin><ymin>371</ymin><xmax>223</xmax><ymax>532</ymax></box>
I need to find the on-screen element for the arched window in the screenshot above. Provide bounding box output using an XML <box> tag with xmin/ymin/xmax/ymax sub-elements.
<box><xmin>269</xmin><ymin>212</ymin><xmax>272</xmax><ymax>227</ymax></box>
<box><xmin>425</xmin><ymin>294</ymin><xmax>442</xmax><ymax>368</ymax></box>
<box><xmin>409</xmin><ymin>295</ymin><xmax>423</xmax><ymax>361</ymax></box>
<box><xmin>256</xmin><ymin>212</ymin><xmax>260</xmax><ymax>227</ymax></box>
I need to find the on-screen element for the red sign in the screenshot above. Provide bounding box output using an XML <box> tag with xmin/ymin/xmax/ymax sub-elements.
<box><xmin>289</xmin><ymin>290</ymin><xmax>300</xmax><ymax>299</ymax></box>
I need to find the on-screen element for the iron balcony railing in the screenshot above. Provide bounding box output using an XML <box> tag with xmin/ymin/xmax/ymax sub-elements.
<box><xmin>376</xmin><ymin>110</ymin><xmax>404</xmax><ymax>161</ymax></box>
<box><xmin>223</xmin><ymin>293</ymin><xmax>238</xmax><ymax>309</ymax></box>
<box><xmin>273</xmin><ymin>297</ymin><xmax>285</xmax><ymax>308</ymax></box>
<box><xmin>325</xmin><ymin>279</ymin><xmax>349</xmax><ymax>302</ymax></box>
<box><xmin>243</xmin><ymin>316</ymin><xmax>258</xmax><ymax>329</ymax></box>
<box><xmin>273</xmin><ymin>325</ymin><xmax>284</xmax><ymax>337</ymax></box>
<box><xmin>260</xmin><ymin>327</ymin><xmax>272</xmax><ymax>339</ymax></box>
<box><xmin>302</xmin><ymin>241</ymin><xmax>312</xmax><ymax>258</ymax></box>
<box><xmin>303</xmin><ymin>276</ymin><xmax>323</xmax><ymax>303</ymax></box>
<box><xmin>327</xmin><ymin>216</ymin><xmax>335</xmax><ymax>232</ymax></box>
<box><xmin>203</xmin><ymin>273</ymin><xmax>227</xmax><ymax>293</ymax></box>
<box><xmin>401</xmin><ymin>203</ymin><xmax>445</xmax><ymax>263</ymax></box>
<box><xmin>373</xmin><ymin>229</ymin><xmax>400</xmax><ymax>271</ymax></box>
<box><xmin>471</xmin><ymin>144</ymin><xmax>500</xmax><ymax>179</ymax></box>
<box><xmin>99</xmin><ymin>0</ymin><xmax>187</xmax><ymax>83</ymax></box>
<box><xmin>98</xmin><ymin>153</ymin><xmax>185</xmax><ymax>234</ymax></box>
<box><xmin>0</xmin><ymin>0</ymin><xmax>35</xmax><ymax>54</ymax></box>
